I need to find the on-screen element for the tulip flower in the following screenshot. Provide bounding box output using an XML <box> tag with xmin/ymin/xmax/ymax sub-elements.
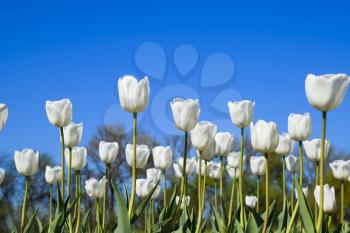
<box><xmin>99</xmin><ymin>141</ymin><xmax>119</xmax><ymax>163</ymax></box>
<box><xmin>0</xmin><ymin>103</ymin><xmax>8</xmax><ymax>132</ymax></box>
<box><xmin>170</xmin><ymin>98</ymin><xmax>200</xmax><ymax>132</ymax></box>
<box><xmin>294</xmin><ymin>187</ymin><xmax>308</xmax><ymax>200</ymax></box>
<box><xmin>215</xmin><ymin>132</ymin><xmax>234</xmax><ymax>156</ymax></box>
<box><xmin>285</xmin><ymin>154</ymin><xmax>298</xmax><ymax>210</ymax></box>
<box><xmin>209</xmin><ymin>162</ymin><xmax>220</xmax><ymax>180</ymax></box>
<box><xmin>226</xmin><ymin>165</ymin><xmax>240</xmax><ymax>222</ymax></box>
<box><xmin>176</xmin><ymin>195</ymin><xmax>190</xmax><ymax>209</ymax></box>
<box><xmin>173</xmin><ymin>157</ymin><xmax>196</xmax><ymax>177</ymax></box>
<box><xmin>146</xmin><ymin>168</ymin><xmax>161</xmax><ymax>182</ymax></box>
<box><xmin>227</xmin><ymin>151</ymin><xmax>245</xmax><ymax>169</ymax></box>
<box><xmin>125</xmin><ymin>144</ymin><xmax>150</xmax><ymax>168</ymax></box>
<box><xmin>245</xmin><ymin>195</ymin><xmax>258</xmax><ymax>209</ymax></box>
<box><xmin>191</xmin><ymin>121</ymin><xmax>217</xmax><ymax>152</ymax></box>
<box><xmin>14</xmin><ymin>149</ymin><xmax>39</xmax><ymax>232</ymax></box>
<box><xmin>305</xmin><ymin>74</ymin><xmax>349</xmax><ymax>231</ymax></box>
<box><xmin>250</xmin><ymin>156</ymin><xmax>266</xmax><ymax>176</ymax></box>
<box><xmin>228</xmin><ymin>100</ymin><xmax>255</xmax><ymax>128</ymax></box>
<box><xmin>196</xmin><ymin>159</ymin><xmax>213</xmax><ymax>176</ymax></box>
<box><xmin>226</xmin><ymin>166</ymin><xmax>239</xmax><ymax>179</ymax></box>
<box><xmin>63</xmin><ymin>122</ymin><xmax>83</xmax><ymax>148</ymax></box>
<box><xmin>45</xmin><ymin>165</ymin><xmax>62</xmax><ymax>224</ymax></box>
<box><xmin>65</xmin><ymin>147</ymin><xmax>87</xmax><ymax>171</ymax></box>
<box><xmin>136</xmin><ymin>178</ymin><xmax>153</xmax><ymax>198</ymax></box>
<box><xmin>0</xmin><ymin>168</ymin><xmax>5</xmax><ymax>185</ymax></box>
<box><xmin>152</xmin><ymin>146</ymin><xmax>172</xmax><ymax>170</ymax></box>
<box><xmin>250</xmin><ymin>119</ymin><xmax>279</xmax><ymax>233</ymax></box>
<box><xmin>304</xmin><ymin>139</ymin><xmax>331</xmax><ymax>162</ymax></box>
<box><xmin>46</xmin><ymin>98</ymin><xmax>73</xmax><ymax>199</ymax></box>
<box><xmin>314</xmin><ymin>184</ymin><xmax>336</xmax><ymax>213</ymax></box>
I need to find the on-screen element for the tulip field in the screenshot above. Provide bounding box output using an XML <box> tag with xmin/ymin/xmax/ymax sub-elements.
<box><xmin>1</xmin><ymin>74</ymin><xmax>350</xmax><ymax>233</ymax></box>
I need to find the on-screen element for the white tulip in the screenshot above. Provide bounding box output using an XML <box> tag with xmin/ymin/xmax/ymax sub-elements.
<box><xmin>176</xmin><ymin>195</ymin><xmax>190</xmax><ymax>209</ymax></box>
<box><xmin>14</xmin><ymin>149</ymin><xmax>39</xmax><ymax>176</ymax></box>
<box><xmin>208</xmin><ymin>162</ymin><xmax>220</xmax><ymax>179</ymax></box>
<box><xmin>245</xmin><ymin>195</ymin><xmax>258</xmax><ymax>209</ymax></box>
<box><xmin>45</xmin><ymin>99</ymin><xmax>72</xmax><ymax>127</ymax></box>
<box><xmin>99</xmin><ymin>141</ymin><xmax>119</xmax><ymax>163</ymax></box>
<box><xmin>190</xmin><ymin>121</ymin><xmax>217</xmax><ymax>151</ymax></box>
<box><xmin>196</xmin><ymin>160</ymin><xmax>213</xmax><ymax>176</ymax></box>
<box><xmin>275</xmin><ymin>133</ymin><xmax>294</xmax><ymax>156</ymax></box>
<box><xmin>0</xmin><ymin>168</ymin><xmax>5</xmax><ymax>184</ymax></box>
<box><xmin>227</xmin><ymin>151</ymin><xmax>246</xmax><ymax>169</ymax></box>
<box><xmin>314</xmin><ymin>184</ymin><xmax>336</xmax><ymax>213</ymax></box>
<box><xmin>304</xmin><ymin>139</ymin><xmax>331</xmax><ymax>162</ymax></box>
<box><xmin>288</xmin><ymin>113</ymin><xmax>312</xmax><ymax>141</ymax></box>
<box><xmin>226</xmin><ymin>166</ymin><xmax>239</xmax><ymax>179</ymax></box>
<box><xmin>329</xmin><ymin>160</ymin><xmax>350</xmax><ymax>180</ymax></box>
<box><xmin>152</xmin><ymin>185</ymin><xmax>161</xmax><ymax>199</ymax></box>
<box><xmin>228</xmin><ymin>100</ymin><xmax>255</xmax><ymax>128</ymax></box>
<box><xmin>152</xmin><ymin>146</ymin><xmax>172</xmax><ymax>170</ymax></box>
<box><xmin>146</xmin><ymin>168</ymin><xmax>161</xmax><ymax>182</ymax></box>
<box><xmin>173</xmin><ymin>157</ymin><xmax>196</xmax><ymax>177</ymax></box>
<box><xmin>285</xmin><ymin>154</ymin><xmax>299</xmax><ymax>173</ymax></box>
<box><xmin>295</xmin><ymin>187</ymin><xmax>308</xmax><ymax>200</ymax></box>
<box><xmin>170</xmin><ymin>98</ymin><xmax>200</xmax><ymax>132</ymax></box>
<box><xmin>0</xmin><ymin>103</ymin><xmax>8</xmax><ymax>131</ymax></box>
<box><xmin>305</xmin><ymin>74</ymin><xmax>350</xmax><ymax>112</ymax></box>
<box><xmin>250</xmin><ymin>156</ymin><xmax>266</xmax><ymax>176</ymax></box>
<box><xmin>136</xmin><ymin>178</ymin><xmax>153</xmax><ymax>198</ymax></box>
<box><xmin>85</xmin><ymin>176</ymin><xmax>106</xmax><ymax>199</ymax></box>
<box><xmin>65</xmin><ymin>147</ymin><xmax>87</xmax><ymax>171</ymax></box>
<box><xmin>63</xmin><ymin>122</ymin><xmax>83</xmax><ymax>148</ymax></box>
<box><xmin>45</xmin><ymin>166</ymin><xmax>62</xmax><ymax>185</ymax></box>
<box><xmin>199</xmin><ymin>141</ymin><xmax>216</xmax><ymax>161</ymax></box>
<box><xmin>215</xmin><ymin>132</ymin><xmax>234</xmax><ymax>156</ymax></box>
<box><xmin>117</xmin><ymin>75</ymin><xmax>150</xmax><ymax>113</ymax></box>
<box><xmin>250</xmin><ymin>120</ymin><xmax>279</xmax><ymax>153</ymax></box>
<box><xmin>125</xmin><ymin>144</ymin><xmax>150</xmax><ymax>168</ymax></box>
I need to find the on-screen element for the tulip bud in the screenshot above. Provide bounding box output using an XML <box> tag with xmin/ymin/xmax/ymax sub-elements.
<box><xmin>250</xmin><ymin>156</ymin><xmax>266</xmax><ymax>176</ymax></box>
<box><xmin>305</xmin><ymin>74</ymin><xmax>350</xmax><ymax>112</ymax></box>
<box><xmin>85</xmin><ymin>176</ymin><xmax>106</xmax><ymax>199</ymax></box>
<box><xmin>45</xmin><ymin>165</ymin><xmax>62</xmax><ymax>185</ymax></box>
<box><xmin>215</xmin><ymin>132</ymin><xmax>234</xmax><ymax>156</ymax></box>
<box><xmin>0</xmin><ymin>168</ymin><xmax>5</xmax><ymax>184</ymax></box>
<box><xmin>63</xmin><ymin>122</ymin><xmax>83</xmax><ymax>148</ymax></box>
<box><xmin>295</xmin><ymin>187</ymin><xmax>308</xmax><ymax>200</ymax></box>
<box><xmin>45</xmin><ymin>99</ymin><xmax>72</xmax><ymax>127</ymax></box>
<box><xmin>208</xmin><ymin>162</ymin><xmax>220</xmax><ymax>179</ymax></box>
<box><xmin>136</xmin><ymin>178</ymin><xmax>153</xmax><ymax>198</ymax></box>
<box><xmin>176</xmin><ymin>195</ymin><xmax>190</xmax><ymax>209</ymax></box>
<box><xmin>275</xmin><ymin>133</ymin><xmax>294</xmax><ymax>156</ymax></box>
<box><xmin>304</xmin><ymin>139</ymin><xmax>331</xmax><ymax>162</ymax></box>
<box><xmin>146</xmin><ymin>168</ymin><xmax>161</xmax><ymax>182</ymax></box>
<box><xmin>226</xmin><ymin>166</ymin><xmax>239</xmax><ymax>179</ymax></box>
<box><xmin>170</xmin><ymin>98</ymin><xmax>200</xmax><ymax>132</ymax></box>
<box><xmin>288</xmin><ymin>113</ymin><xmax>312</xmax><ymax>141</ymax></box>
<box><xmin>314</xmin><ymin>184</ymin><xmax>336</xmax><ymax>213</ymax></box>
<box><xmin>285</xmin><ymin>154</ymin><xmax>299</xmax><ymax>173</ymax></box>
<box><xmin>65</xmin><ymin>147</ymin><xmax>87</xmax><ymax>171</ymax></box>
<box><xmin>125</xmin><ymin>144</ymin><xmax>150</xmax><ymax>168</ymax></box>
<box><xmin>190</xmin><ymin>121</ymin><xmax>217</xmax><ymax>151</ymax></box>
<box><xmin>0</xmin><ymin>103</ymin><xmax>8</xmax><ymax>132</ymax></box>
<box><xmin>152</xmin><ymin>146</ymin><xmax>172</xmax><ymax>170</ymax></box>
<box><xmin>14</xmin><ymin>149</ymin><xmax>39</xmax><ymax>176</ymax></box>
<box><xmin>199</xmin><ymin>140</ymin><xmax>216</xmax><ymax>161</ymax></box>
<box><xmin>250</xmin><ymin>120</ymin><xmax>279</xmax><ymax>153</ymax></box>
<box><xmin>329</xmin><ymin>160</ymin><xmax>350</xmax><ymax>181</ymax></box>
<box><xmin>99</xmin><ymin>141</ymin><xmax>119</xmax><ymax>163</ymax></box>
<box><xmin>228</xmin><ymin>100</ymin><xmax>255</xmax><ymax>128</ymax></box>
<box><xmin>173</xmin><ymin>157</ymin><xmax>196</xmax><ymax>177</ymax></box>
<box><xmin>117</xmin><ymin>75</ymin><xmax>150</xmax><ymax>113</ymax></box>
<box><xmin>227</xmin><ymin>151</ymin><xmax>246</xmax><ymax>169</ymax></box>
<box><xmin>245</xmin><ymin>195</ymin><xmax>258</xmax><ymax>209</ymax></box>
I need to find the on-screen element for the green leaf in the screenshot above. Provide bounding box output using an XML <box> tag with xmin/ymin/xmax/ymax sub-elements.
<box><xmin>48</xmin><ymin>212</ymin><xmax>63</xmax><ymax>233</ymax></box>
<box><xmin>10</xmin><ymin>216</ymin><xmax>18</xmax><ymax>233</ymax></box>
<box><xmin>80</xmin><ymin>209</ymin><xmax>91</xmax><ymax>233</ymax></box>
<box><xmin>112</xmin><ymin>182</ymin><xmax>132</xmax><ymax>233</ymax></box>
<box><xmin>295</xmin><ymin>179</ymin><xmax>315</xmax><ymax>233</ymax></box>
<box><xmin>277</xmin><ymin>200</ymin><xmax>289</xmax><ymax>233</ymax></box>
<box><xmin>213</xmin><ymin>205</ymin><xmax>228</xmax><ymax>233</ymax></box>
<box><xmin>245</xmin><ymin>214</ymin><xmax>260</xmax><ymax>233</ymax></box>
<box><xmin>23</xmin><ymin>209</ymin><xmax>38</xmax><ymax>233</ymax></box>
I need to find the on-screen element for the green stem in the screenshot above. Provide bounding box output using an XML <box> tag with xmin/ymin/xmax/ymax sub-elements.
<box><xmin>262</xmin><ymin>153</ymin><xmax>269</xmax><ymax>233</ymax></box>
<box><xmin>239</xmin><ymin>128</ymin><xmax>245</xmax><ymax>228</ymax></box>
<box><xmin>68</xmin><ymin>147</ymin><xmax>73</xmax><ymax>233</ymax></box>
<box><xmin>59</xmin><ymin>127</ymin><xmax>65</xmax><ymax>200</ymax></box>
<box><xmin>128</xmin><ymin>112</ymin><xmax>137</xmax><ymax>218</ymax></box>
<box><xmin>257</xmin><ymin>176</ymin><xmax>260</xmax><ymax>213</ymax></box>
<box><xmin>315</xmin><ymin>161</ymin><xmax>319</xmax><ymax>224</ymax></box>
<box><xmin>144</xmin><ymin>208</ymin><xmax>147</xmax><ymax>233</ymax></box>
<box><xmin>198</xmin><ymin>154</ymin><xmax>202</xmax><ymax>211</ymax></box>
<box><xmin>214</xmin><ymin>183</ymin><xmax>218</xmax><ymax>210</ymax></box>
<box><xmin>163</xmin><ymin>172</ymin><xmax>167</xmax><ymax>207</ymax></box>
<box><xmin>291</xmin><ymin>173</ymin><xmax>295</xmax><ymax>212</ymax></box>
<box><xmin>341</xmin><ymin>180</ymin><xmax>344</xmax><ymax>224</ymax></box>
<box><xmin>228</xmin><ymin>173</ymin><xmax>236</xmax><ymax>224</ymax></box>
<box><xmin>316</xmin><ymin>111</ymin><xmax>327</xmax><ymax>233</ymax></box>
<box><xmin>103</xmin><ymin>163</ymin><xmax>110</xmax><ymax>230</ymax></box>
<box><xmin>96</xmin><ymin>199</ymin><xmax>101</xmax><ymax>233</ymax></box>
<box><xmin>74</xmin><ymin>171</ymin><xmax>81</xmax><ymax>233</ymax></box>
<box><xmin>299</xmin><ymin>141</ymin><xmax>303</xmax><ymax>186</ymax></box>
<box><xmin>21</xmin><ymin>177</ymin><xmax>29</xmax><ymax>233</ymax></box>
<box><xmin>49</xmin><ymin>185</ymin><xmax>53</xmax><ymax>225</ymax></box>
<box><xmin>220</xmin><ymin>156</ymin><xmax>223</xmax><ymax>198</ymax></box>
<box><xmin>196</xmin><ymin>161</ymin><xmax>207</xmax><ymax>233</ymax></box>
<box><xmin>202</xmin><ymin>161</ymin><xmax>207</xmax><ymax>212</ymax></box>
<box><xmin>327</xmin><ymin>215</ymin><xmax>332</xmax><ymax>231</ymax></box>
<box><xmin>282</xmin><ymin>156</ymin><xmax>286</xmax><ymax>205</ymax></box>
<box><xmin>286</xmin><ymin>202</ymin><xmax>299</xmax><ymax>233</ymax></box>
<box><xmin>182</xmin><ymin>131</ymin><xmax>189</xmax><ymax>197</ymax></box>
<box><xmin>151</xmin><ymin>199</ymin><xmax>154</xmax><ymax>225</ymax></box>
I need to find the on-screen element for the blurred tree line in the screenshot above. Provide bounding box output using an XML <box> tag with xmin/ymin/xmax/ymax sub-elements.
<box><xmin>0</xmin><ymin>124</ymin><xmax>349</xmax><ymax>232</ymax></box>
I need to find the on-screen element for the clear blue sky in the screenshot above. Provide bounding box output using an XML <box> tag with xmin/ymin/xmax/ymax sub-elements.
<box><xmin>1</xmin><ymin>1</ymin><xmax>350</xmax><ymax>161</ymax></box>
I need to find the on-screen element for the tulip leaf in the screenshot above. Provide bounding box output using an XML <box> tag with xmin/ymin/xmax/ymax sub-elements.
<box><xmin>246</xmin><ymin>214</ymin><xmax>260</xmax><ymax>233</ymax></box>
<box><xmin>295</xmin><ymin>179</ymin><xmax>315</xmax><ymax>233</ymax></box>
<box><xmin>10</xmin><ymin>216</ymin><xmax>18</xmax><ymax>233</ymax></box>
<box><xmin>23</xmin><ymin>209</ymin><xmax>38</xmax><ymax>233</ymax></box>
<box><xmin>277</xmin><ymin>200</ymin><xmax>290</xmax><ymax>233</ymax></box>
<box><xmin>212</xmin><ymin>204</ymin><xmax>228</xmax><ymax>233</ymax></box>
<box><xmin>80</xmin><ymin>209</ymin><xmax>91</xmax><ymax>233</ymax></box>
<box><xmin>111</xmin><ymin>182</ymin><xmax>132</xmax><ymax>233</ymax></box>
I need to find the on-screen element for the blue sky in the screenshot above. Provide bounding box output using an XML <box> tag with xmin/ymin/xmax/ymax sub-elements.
<box><xmin>1</xmin><ymin>1</ymin><xmax>350</xmax><ymax>160</ymax></box>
